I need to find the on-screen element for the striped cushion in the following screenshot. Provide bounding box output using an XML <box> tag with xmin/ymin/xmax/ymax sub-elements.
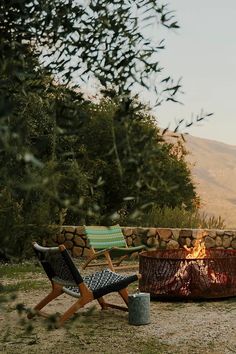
<box><xmin>84</xmin><ymin>225</ymin><xmax>127</xmax><ymax>249</ymax></box>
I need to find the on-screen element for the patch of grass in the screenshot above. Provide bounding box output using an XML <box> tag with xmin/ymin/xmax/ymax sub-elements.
<box><xmin>139</xmin><ymin>338</ymin><xmax>169</xmax><ymax>354</ymax></box>
<box><xmin>67</xmin><ymin>313</ymin><xmax>170</xmax><ymax>354</ymax></box>
<box><xmin>0</xmin><ymin>262</ymin><xmax>42</xmax><ymax>279</ymax></box>
<box><xmin>1</xmin><ymin>280</ymin><xmax>48</xmax><ymax>293</ymax></box>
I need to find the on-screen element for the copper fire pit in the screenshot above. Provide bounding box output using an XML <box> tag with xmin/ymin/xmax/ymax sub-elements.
<box><xmin>139</xmin><ymin>249</ymin><xmax>236</xmax><ymax>299</ymax></box>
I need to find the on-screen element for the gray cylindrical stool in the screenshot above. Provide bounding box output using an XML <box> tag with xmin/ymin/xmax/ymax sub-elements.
<box><xmin>128</xmin><ymin>292</ymin><xmax>150</xmax><ymax>325</ymax></box>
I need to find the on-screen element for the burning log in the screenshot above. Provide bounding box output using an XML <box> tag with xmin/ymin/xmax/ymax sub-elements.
<box><xmin>139</xmin><ymin>248</ymin><xmax>236</xmax><ymax>299</ymax></box>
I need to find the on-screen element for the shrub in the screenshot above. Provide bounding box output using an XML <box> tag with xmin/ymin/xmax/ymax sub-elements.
<box><xmin>141</xmin><ymin>205</ymin><xmax>226</xmax><ymax>229</ymax></box>
<box><xmin>0</xmin><ymin>188</ymin><xmax>24</xmax><ymax>261</ymax></box>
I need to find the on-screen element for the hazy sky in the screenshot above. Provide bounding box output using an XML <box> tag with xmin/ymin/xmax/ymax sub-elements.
<box><xmin>150</xmin><ymin>0</ymin><xmax>236</xmax><ymax>146</ymax></box>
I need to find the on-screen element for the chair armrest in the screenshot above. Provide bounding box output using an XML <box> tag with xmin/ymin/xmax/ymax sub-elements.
<box><xmin>111</xmin><ymin>244</ymin><xmax>145</xmax><ymax>253</ymax></box>
<box><xmin>94</xmin><ymin>249</ymin><xmax>113</xmax><ymax>256</ymax></box>
<box><xmin>82</xmin><ymin>249</ymin><xmax>112</xmax><ymax>269</ymax></box>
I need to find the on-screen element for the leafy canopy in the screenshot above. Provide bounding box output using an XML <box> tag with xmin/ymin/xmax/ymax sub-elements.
<box><xmin>0</xmin><ymin>0</ymin><xmax>199</xmax><ymax>259</ymax></box>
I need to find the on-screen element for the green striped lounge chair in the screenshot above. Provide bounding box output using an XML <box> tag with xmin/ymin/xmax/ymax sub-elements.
<box><xmin>83</xmin><ymin>225</ymin><xmax>146</xmax><ymax>271</ymax></box>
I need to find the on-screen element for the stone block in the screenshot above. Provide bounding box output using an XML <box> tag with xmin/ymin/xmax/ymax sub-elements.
<box><xmin>192</xmin><ymin>229</ymin><xmax>203</xmax><ymax>239</ymax></box>
<box><xmin>123</xmin><ymin>227</ymin><xmax>133</xmax><ymax>237</ymax></box>
<box><xmin>65</xmin><ymin>232</ymin><xmax>74</xmax><ymax>241</ymax></box>
<box><xmin>225</xmin><ymin>231</ymin><xmax>234</xmax><ymax>236</ymax></box>
<box><xmin>75</xmin><ymin>226</ymin><xmax>85</xmax><ymax>235</ymax></box>
<box><xmin>153</xmin><ymin>239</ymin><xmax>160</xmax><ymax>248</ymax></box>
<box><xmin>179</xmin><ymin>237</ymin><xmax>187</xmax><ymax>247</ymax></box>
<box><xmin>57</xmin><ymin>233</ymin><xmax>65</xmax><ymax>244</ymax></box>
<box><xmin>160</xmin><ymin>240</ymin><xmax>167</xmax><ymax>249</ymax></box>
<box><xmin>157</xmin><ymin>229</ymin><xmax>172</xmax><ymax>241</ymax></box>
<box><xmin>222</xmin><ymin>236</ymin><xmax>232</xmax><ymax>248</ymax></box>
<box><xmin>207</xmin><ymin>230</ymin><xmax>217</xmax><ymax>238</ymax></box>
<box><xmin>134</xmin><ymin>227</ymin><xmax>148</xmax><ymax>236</ymax></box>
<box><xmin>232</xmin><ymin>239</ymin><xmax>236</xmax><ymax>249</ymax></box>
<box><xmin>147</xmin><ymin>228</ymin><xmax>157</xmax><ymax>237</ymax></box>
<box><xmin>64</xmin><ymin>226</ymin><xmax>76</xmax><ymax>233</ymax></box>
<box><xmin>185</xmin><ymin>237</ymin><xmax>192</xmax><ymax>247</ymax></box>
<box><xmin>133</xmin><ymin>236</ymin><xmax>142</xmax><ymax>246</ymax></box>
<box><xmin>166</xmin><ymin>240</ymin><xmax>179</xmax><ymax>249</ymax></box>
<box><xmin>64</xmin><ymin>240</ymin><xmax>74</xmax><ymax>249</ymax></box>
<box><xmin>204</xmin><ymin>236</ymin><xmax>216</xmax><ymax>248</ymax></box>
<box><xmin>126</xmin><ymin>236</ymin><xmax>133</xmax><ymax>246</ymax></box>
<box><xmin>72</xmin><ymin>246</ymin><xmax>83</xmax><ymax>257</ymax></box>
<box><xmin>215</xmin><ymin>236</ymin><xmax>222</xmax><ymax>247</ymax></box>
<box><xmin>172</xmin><ymin>229</ymin><xmax>180</xmax><ymax>240</ymax></box>
<box><xmin>216</xmin><ymin>230</ymin><xmax>224</xmax><ymax>236</ymax></box>
<box><xmin>74</xmin><ymin>235</ymin><xmax>86</xmax><ymax>247</ymax></box>
<box><xmin>147</xmin><ymin>237</ymin><xmax>159</xmax><ymax>248</ymax></box>
<box><xmin>179</xmin><ymin>229</ymin><xmax>192</xmax><ymax>238</ymax></box>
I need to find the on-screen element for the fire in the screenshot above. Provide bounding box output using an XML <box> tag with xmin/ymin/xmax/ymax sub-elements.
<box><xmin>184</xmin><ymin>238</ymin><xmax>207</xmax><ymax>259</ymax></box>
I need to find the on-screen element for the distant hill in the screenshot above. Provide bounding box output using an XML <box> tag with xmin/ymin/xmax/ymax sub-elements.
<box><xmin>184</xmin><ymin>135</ymin><xmax>236</xmax><ymax>228</ymax></box>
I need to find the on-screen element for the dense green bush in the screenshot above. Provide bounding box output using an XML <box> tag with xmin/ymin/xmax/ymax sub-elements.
<box><xmin>74</xmin><ymin>98</ymin><xmax>197</xmax><ymax>223</ymax></box>
<box><xmin>0</xmin><ymin>189</ymin><xmax>24</xmax><ymax>260</ymax></box>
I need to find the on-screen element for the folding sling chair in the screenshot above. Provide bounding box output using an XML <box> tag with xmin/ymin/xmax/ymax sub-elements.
<box><xmin>28</xmin><ymin>242</ymin><xmax>140</xmax><ymax>327</ymax></box>
<box><xmin>83</xmin><ymin>225</ymin><xmax>146</xmax><ymax>271</ymax></box>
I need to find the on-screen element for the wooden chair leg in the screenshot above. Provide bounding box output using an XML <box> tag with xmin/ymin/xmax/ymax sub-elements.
<box><xmin>58</xmin><ymin>297</ymin><xmax>89</xmax><ymax>327</ymax></box>
<box><xmin>102</xmin><ymin>288</ymin><xmax>129</xmax><ymax>312</ymax></box>
<box><xmin>118</xmin><ymin>288</ymin><xmax>129</xmax><ymax>306</ymax></box>
<box><xmin>57</xmin><ymin>284</ymin><xmax>94</xmax><ymax>326</ymax></box>
<box><xmin>27</xmin><ymin>283</ymin><xmax>63</xmax><ymax>319</ymax></box>
<box><xmin>97</xmin><ymin>297</ymin><xmax>108</xmax><ymax>310</ymax></box>
<box><xmin>105</xmin><ymin>252</ymin><xmax>115</xmax><ymax>271</ymax></box>
<box><xmin>116</xmin><ymin>255</ymin><xmax>129</xmax><ymax>266</ymax></box>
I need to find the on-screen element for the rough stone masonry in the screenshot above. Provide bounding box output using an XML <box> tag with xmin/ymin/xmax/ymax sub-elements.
<box><xmin>51</xmin><ymin>226</ymin><xmax>236</xmax><ymax>258</ymax></box>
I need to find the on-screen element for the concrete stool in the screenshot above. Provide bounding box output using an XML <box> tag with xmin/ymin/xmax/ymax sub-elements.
<box><xmin>128</xmin><ymin>292</ymin><xmax>150</xmax><ymax>325</ymax></box>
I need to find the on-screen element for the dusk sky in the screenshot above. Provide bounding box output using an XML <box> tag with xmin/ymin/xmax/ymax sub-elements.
<box><xmin>150</xmin><ymin>0</ymin><xmax>236</xmax><ymax>146</ymax></box>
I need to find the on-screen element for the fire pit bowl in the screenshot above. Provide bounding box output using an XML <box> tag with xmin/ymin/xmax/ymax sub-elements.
<box><xmin>139</xmin><ymin>249</ymin><xmax>236</xmax><ymax>299</ymax></box>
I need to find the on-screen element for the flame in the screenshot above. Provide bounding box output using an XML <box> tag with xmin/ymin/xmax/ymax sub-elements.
<box><xmin>184</xmin><ymin>238</ymin><xmax>207</xmax><ymax>259</ymax></box>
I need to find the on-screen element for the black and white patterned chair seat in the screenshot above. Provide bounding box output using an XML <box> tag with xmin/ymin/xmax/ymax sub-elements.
<box><xmin>63</xmin><ymin>269</ymin><xmax>138</xmax><ymax>299</ymax></box>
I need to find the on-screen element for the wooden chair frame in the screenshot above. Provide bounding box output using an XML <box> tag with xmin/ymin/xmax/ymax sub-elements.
<box><xmin>28</xmin><ymin>243</ymin><xmax>140</xmax><ymax>327</ymax></box>
<box><xmin>83</xmin><ymin>225</ymin><xmax>146</xmax><ymax>271</ymax></box>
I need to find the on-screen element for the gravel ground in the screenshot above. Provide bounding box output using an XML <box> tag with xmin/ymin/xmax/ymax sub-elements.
<box><xmin>1</xmin><ymin>286</ymin><xmax>235</xmax><ymax>354</ymax></box>
<box><xmin>1</xmin><ymin>262</ymin><xmax>236</xmax><ymax>354</ymax></box>
<box><xmin>146</xmin><ymin>299</ymin><xmax>236</xmax><ymax>353</ymax></box>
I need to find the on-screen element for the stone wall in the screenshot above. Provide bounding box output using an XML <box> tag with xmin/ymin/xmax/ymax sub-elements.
<box><xmin>51</xmin><ymin>226</ymin><xmax>236</xmax><ymax>258</ymax></box>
